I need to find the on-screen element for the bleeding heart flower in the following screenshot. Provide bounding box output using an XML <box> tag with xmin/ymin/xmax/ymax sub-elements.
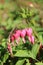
<box><xmin>31</xmin><ymin>35</ymin><xmax>34</xmax><ymax>44</ymax></box>
<box><xmin>13</xmin><ymin>33</ymin><xmax>20</xmax><ymax>39</ymax></box>
<box><xmin>22</xmin><ymin>38</ymin><xmax>26</xmax><ymax>43</ymax></box>
<box><xmin>26</xmin><ymin>28</ymin><xmax>32</xmax><ymax>36</ymax></box>
<box><xmin>20</xmin><ymin>29</ymin><xmax>26</xmax><ymax>43</ymax></box>
<box><xmin>28</xmin><ymin>36</ymin><xmax>31</xmax><ymax>43</ymax></box>
<box><xmin>10</xmin><ymin>28</ymin><xmax>34</xmax><ymax>44</ymax></box>
<box><xmin>13</xmin><ymin>33</ymin><xmax>20</xmax><ymax>44</ymax></box>
<box><xmin>28</xmin><ymin>35</ymin><xmax>34</xmax><ymax>44</ymax></box>
<box><xmin>15</xmin><ymin>30</ymin><xmax>21</xmax><ymax>36</ymax></box>
<box><xmin>7</xmin><ymin>43</ymin><xmax>12</xmax><ymax>54</ymax></box>
<box><xmin>20</xmin><ymin>29</ymin><xmax>26</xmax><ymax>37</ymax></box>
<box><xmin>10</xmin><ymin>34</ymin><xmax>16</xmax><ymax>46</ymax></box>
<box><xmin>10</xmin><ymin>35</ymin><xmax>15</xmax><ymax>42</ymax></box>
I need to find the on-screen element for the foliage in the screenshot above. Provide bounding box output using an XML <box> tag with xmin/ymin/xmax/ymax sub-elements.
<box><xmin>0</xmin><ymin>0</ymin><xmax>43</xmax><ymax>65</ymax></box>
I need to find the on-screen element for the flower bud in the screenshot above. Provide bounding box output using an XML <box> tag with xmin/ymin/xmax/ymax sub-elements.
<box><xmin>10</xmin><ymin>35</ymin><xmax>14</xmax><ymax>42</ymax></box>
<box><xmin>31</xmin><ymin>35</ymin><xmax>34</xmax><ymax>44</ymax></box>
<box><xmin>7</xmin><ymin>43</ymin><xmax>12</xmax><ymax>54</ymax></box>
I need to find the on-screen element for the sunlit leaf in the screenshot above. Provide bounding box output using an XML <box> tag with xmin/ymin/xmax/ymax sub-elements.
<box><xmin>35</xmin><ymin>62</ymin><xmax>43</xmax><ymax>65</ymax></box>
<box><xmin>29</xmin><ymin>43</ymin><xmax>40</xmax><ymax>59</ymax></box>
<box><xmin>14</xmin><ymin>50</ymin><xmax>29</xmax><ymax>57</ymax></box>
<box><xmin>26</xmin><ymin>59</ymin><xmax>30</xmax><ymax>65</ymax></box>
<box><xmin>15</xmin><ymin>59</ymin><xmax>25</xmax><ymax>65</ymax></box>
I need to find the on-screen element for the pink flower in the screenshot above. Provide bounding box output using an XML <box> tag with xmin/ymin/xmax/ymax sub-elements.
<box><xmin>10</xmin><ymin>28</ymin><xmax>34</xmax><ymax>44</ymax></box>
<box><xmin>20</xmin><ymin>29</ymin><xmax>26</xmax><ymax>37</ymax></box>
<box><xmin>15</xmin><ymin>30</ymin><xmax>21</xmax><ymax>35</ymax></box>
<box><xmin>28</xmin><ymin>35</ymin><xmax>34</xmax><ymax>44</ymax></box>
<box><xmin>28</xmin><ymin>36</ymin><xmax>31</xmax><ymax>43</ymax></box>
<box><xmin>10</xmin><ymin>35</ymin><xmax>15</xmax><ymax>42</ymax></box>
<box><xmin>13</xmin><ymin>33</ymin><xmax>20</xmax><ymax>39</ymax></box>
<box><xmin>31</xmin><ymin>35</ymin><xmax>34</xmax><ymax>44</ymax></box>
<box><xmin>26</xmin><ymin>28</ymin><xmax>32</xmax><ymax>36</ymax></box>
<box><xmin>22</xmin><ymin>38</ymin><xmax>26</xmax><ymax>43</ymax></box>
<box><xmin>13</xmin><ymin>33</ymin><xmax>20</xmax><ymax>44</ymax></box>
<box><xmin>7</xmin><ymin>43</ymin><xmax>12</xmax><ymax>54</ymax></box>
<box><xmin>20</xmin><ymin>29</ymin><xmax>26</xmax><ymax>43</ymax></box>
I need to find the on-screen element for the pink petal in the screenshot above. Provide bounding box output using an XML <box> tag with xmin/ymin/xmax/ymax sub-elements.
<box><xmin>13</xmin><ymin>33</ymin><xmax>20</xmax><ymax>39</ymax></box>
<box><xmin>22</xmin><ymin>37</ymin><xmax>26</xmax><ymax>43</ymax></box>
<box><xmin>28</xmin><ymin>35</ymin><xmax>34</xmax><ymax>44</ymax></box>
<box><xmin>7</xmin><ymin>43</ymin><xmax>12</xmax><ymax>54</ymax></box>
<box><xmin>15</xmin><ymin>30</ymin><xmax>21</xmax><ymax>36</ymax></box>
<box><xmin>10</xmin><ymin>35</ymin><xmax>14</xmax><ymax>42</ymax></box>
<box><xmin>16</xmin><ymin>37</ymin><xmax>20</xmax><ymax>44</ymax></box>
<box><xmin>20</xmin><ymin>29</ymin><xmax>26</xmax><ymax>38</ymax></box>
<box><xmin>26</xmin><ymin>28</ymin><xmax>32</xmax><ymax>36</ymax></box>
<box><xmin>31</xmin><ymin>36</ymin><xmax>34</xmax><ymax>44</ymax></box>
<box><xmin>28</xmin><ymin>36</ymin><xmax>31</xmax><ymax>43</ymax></box>
<box><xmin>11</xmin><ymin>41</ymin><xmax>15</xmax><ymax>46</ymax></box>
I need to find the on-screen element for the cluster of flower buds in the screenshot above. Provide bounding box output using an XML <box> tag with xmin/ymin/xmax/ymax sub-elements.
<box><xmin>10</xmin><ymin>28</ymin><xmax>35</xmax><ymax>45</ymax></box>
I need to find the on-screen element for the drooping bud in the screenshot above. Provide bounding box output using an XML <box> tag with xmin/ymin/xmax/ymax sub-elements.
<box><xmin>7</xmin><ymin>43</ymin><xmax>12</xmax><ymax>55</ymax></box>
<box><xmin>40</xmin><ymin>43</ymin><xmax>43</xmax><ymax>49</ymax></box>
<box><xmin>31</xmin><ymin>35</ymin><xmax>34</xmax><ymax>44</ymax></box>
<box><xmin>10</xmin><ymin>35</ymin><xmax>14</xmax><ymax>42</ymax></box>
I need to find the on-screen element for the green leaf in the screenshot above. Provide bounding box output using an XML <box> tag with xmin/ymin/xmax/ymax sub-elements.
<box><xmin>36</xmin><ymin>27</ymin><xmax>43</xmax><ymax>32</ymax></box>
<box><xmin>0</xmin><ymin>61</ymin><xmax>3</xmax><ymax>65</ymax></box>
<box><xmin>14</xmin><ymin>50</ymin><xmax>29</xmax><ymax>57</ymax></box>
<box><xmin>29</xmin><ymin>43</ymin><xmax>40</xmax><ymax>59</ymax></box>
<box><xmin>38</xmin><ymin>35</ymin><xmax>43</xmax><ymax>45</ymax></box>
<box><xmin>33</xmin><ymin>15</ymin><xmax>40</xmax><ymax>22</ymax></box>
<box><xmin>0</xmin><ymin>30</ymin><xmax>5</xmax><ymax>34</ymax></box>
<box><xmin>35</xmin><ymin>62</ymin><xmax>43</xmax><ymax>65</ymax></box>
<box><xmin>26</xmin><ymin>62</ymin><xmax>30</xmax><ymax>65</ymax></box>
<box><xmin>15</xmin><ymin>59</ymin><xmax>25</xmax><ymax>65</ymax></box>
<box><xmin>2</xmin><ymin>52</ymin><xmax>9</xmax><ymax>63</ymax></box>
<box><xmin>1</xmin><ymin>39</ymin><xmax>7</xmax><ymax>48</ymax></box>
<box><xmin>26</xmin><ymin>59</ymin><xmax>30</xmax><ymax>65</ymax></box>
<box><xmin>21</xmin><ymin>7</ymin><xmax>25</xmax><ymax>13</ymax></box>
<box><xmin>19</xmin><ymin>12</ymin><xmax>26</xmax><ymax>18</ymax></box>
